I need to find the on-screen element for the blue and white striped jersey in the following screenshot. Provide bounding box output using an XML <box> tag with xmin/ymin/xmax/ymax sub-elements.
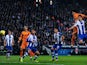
<box><xmin>54</xmin><ymin>32</ymin><xmax>61</xmax><ymax>44</ymax></box>
<box><xmin>27</xmin><ymin>34</ymin><xmax>38</xmax><ymax>47</ymax></box>
<box><xmin>74</xmin><ymin>20</ymin><xmax>85</xmax><ymax>35</ymax></box>
<box><xmin>5</xmin><ymin>34</ymin><xmax>14</xmax><ymax>46</ymax></box>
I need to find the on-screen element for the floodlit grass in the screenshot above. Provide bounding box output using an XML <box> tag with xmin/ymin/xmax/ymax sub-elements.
<box><xmin>0</xmin><ymin>55</ymin><xmax>87</xmax><ymax>65</ymax></box>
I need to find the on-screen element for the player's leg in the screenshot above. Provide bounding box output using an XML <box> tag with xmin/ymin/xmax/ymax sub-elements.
<box><xmin>27</xmin><ymin>44</ymin><xmax>35</xmax><ymax>60</ymax></box>
<box><xmin>6</xmin><ymin>46</ymin><xmax>13</xmax><ymax>59</ymax></box>
<box><xmin>33</xmin><ymin>48</ymin><xmax>40</xmax><ymax>62</ymax></box>
<box><xmin>78</xmin><ymin>34</ymin><xmax>84</xmax><ymax>45</ymax></box>
<box><xmin>6</xmin><ymin>46</ymin><xmax>10</xmax><ymax>59</ymax></box>
<box><xmin>55</xmin><ymin>45</ymin><xmax>59</xmax><ymax>61</ymax></box>
<box><xmin>84</xmin><ymin>34</ymin><xmax>87</xmax><ymax>46</ymax></box>
<box><xmin>51</xmin><ymin>45</ymin><xmax>55</xmax><ymax>61</ymax></box>
<box><xmin>71</xmin><ymin>35</ymin><xmax>76</xmax><ymax>46</ymax></box>
<box><xmin>79</xmin><ymin>39</ymin><xmax>83</xmax><ymax>44</ymax></box>
<box><xmin>20</xmin><ymin>48</ymin><xmax>24</xmax><ymax>62</ymax></box>
<box><xmin>34</xmin><ymin>51</ymin><xmax>40</xmax><ymax>60</ymax></box>
<box><xmin>23</xmin><ymin>43</ymin><xmax>33</xmax><ymax>58</ymax></box>
<box><xmin>8</xmin><ymin>46</ymin><xmax>13</xmax><ymax>58</ymax></box>
<box><xmin>20</xmin><ymin>44</ymin><xmax>25</xmax><ymax>62</ymax></box>
<box><xmin>51</xmin><ymin>49</ymin><xmax>55</xmax><ymax>61</ymax></box>
<box><xmin>28</xmin><ymin>48</ymin><xmax>35</xmax><ymax>59</ymax></box>
<box><xmin>55</xmin><ymin>49</ymin><xmax>58</xmax><ymax>61</ymax></box>
<box><xmin>23</xmin><ymin>49</ymin><xmax>28</xmax><ymax>58</ymax></box>
<box><xmin>6</xmin><ymin>46</ymin><xmax>9</xmax><ymax>58</ymax></box>
<box><xmin>28</xmin><ymin>49</ymin><xmax>35</xmax><ymax>60</ymax></box>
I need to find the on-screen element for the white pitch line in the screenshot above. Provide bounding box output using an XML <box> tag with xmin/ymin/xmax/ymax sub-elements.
<box><xmin>0</xmin><ymin>62</ymin><xmax>64</xmax><ymax>65</ymax></box>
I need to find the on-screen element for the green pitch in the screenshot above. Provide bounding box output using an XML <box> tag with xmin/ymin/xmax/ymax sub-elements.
<box><xmin>0</xmin><ymin>55</ymin><xmax>87</xmax><ymax>65</ymax></box>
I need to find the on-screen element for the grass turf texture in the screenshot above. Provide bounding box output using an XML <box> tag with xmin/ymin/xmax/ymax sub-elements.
<box><xmin>0</xmin><ymin>55</ymin><xmax>87</xmax><ymax>65</ymax></box>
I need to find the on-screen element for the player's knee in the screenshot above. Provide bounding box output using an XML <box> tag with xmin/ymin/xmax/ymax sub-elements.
<box><xmin>20</xmin><ymin>48</ymin><xmax>23</xmax><ymax>51</ymax></box>
<box><xmin>79</xmin><ymin>40</ymin><xmax>83</xmax><ymax>44</ymax></box>
<box><xmin>51</xmin><ymin>48</ymin><xmax>54</xmax><ymax>51</ymax></box>
<box><xmin>7</xmin><ymin>50</ymin><xmax>11</xmax><ymax>53</ymax></box>
<box><xmin>36</xmin><ymin>51</ymin><xmax>40</xmax><ymax>55</ymax></box>
<box><xmin>38</xmin><ymin>52</ymin><xmax>40</xmax><ymax>55</ymax></box>
<box><xmin>29</xmin><ymin>51</ymin><xmax>35</xmax><ymax>56</ymax></box>
<box><xmin>37</xmin><ymin>51</ymin><xmax>40</xmax><ymax>55</ymax></box>
<box><xmin>28</xmin><ymin>49</ymin><xmax>32</xmax><ymax>53</ymax></box>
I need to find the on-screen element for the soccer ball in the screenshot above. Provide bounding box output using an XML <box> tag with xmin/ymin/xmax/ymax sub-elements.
<box><xmin>0</xmin><ymin>30</ymin><xmax>5</xmax><ymax>35</ymax></box>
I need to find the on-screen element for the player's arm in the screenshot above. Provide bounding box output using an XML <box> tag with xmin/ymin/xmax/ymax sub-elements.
<box><xmin>12</xmin><ymin>36</ymin><xmax>14</xmax><ymax>46</ymax></box>
<box><xmin>4</xmin><ymin>36</ymin><xmax>6</xmax><ymax>46</ymax></box>
<box><xmin>4</xmin><ymin>39</ymin><xmax>6</xmax><ymax>46</ymax></box>
<box><xmin>80</xmin><ymin>13</ymin><xmax>87</xmax><ymax>18</ymax></box>
<box><xmin>68</xmin><ymin>25</ymin><xmax>75</xmax><ymax>30</ymax></box>
<box><xmin>84</xmin><ymin>15</ymin><xmax>87</xmax><ymax>18</ymax></box>
<box><xmin>72</xmin><ymin>11</ymin><xmax>87</xmax><ymax>18</ymax></box>
<box><xmin>52</xmin><ymin>34</ymin><xmax>56</xmax><ymax>43</ymax></box>
<box><xmin>18</xmin><ymin>32</ymin><xmax>23</xmax><ymax>43</ymax></box>
<box><xmin>68</xmin><ymin>22</ymin><xmax>78</xmax><ymax>31</ymax></box>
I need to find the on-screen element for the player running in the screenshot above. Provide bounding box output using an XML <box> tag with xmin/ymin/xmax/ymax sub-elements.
<box><xmin>69</xmin><ymin>15</ymin><xmax>87</xmax><ymax>45</ymax></box>
<box><xmin>4</xmin><ymin>30</ymin><xmax>14</xmax><ymax>59</ymax></box>
<box><xmin>18</xmin><ymin>26</ymin><xmax>32</xmax><ymax>62</ymax></box>
<box><xmin>51</xmin><ymin>28</ymin><xmax>62</xmax><ymax>61</ymax></box>
<box><xmin>27</xmin><ymin>29</ymin><xmax>40</xmax><ymax>62</ymax></box>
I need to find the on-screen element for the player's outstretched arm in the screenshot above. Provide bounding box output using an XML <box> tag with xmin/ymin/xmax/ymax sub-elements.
<box><xmin>18</xmin><ymin>32</ymin><xmax>23</xmax><ymax>43</ymax></box>
<box><xmin>4</xmin><ymin>39</ymin><xmax>6</xmax><ymax>46</ymax></box>
<box><xmin>68</xmin><ymin>25</ymin><xmax>75</xmax><ymax>31</ymax></box>
<box><xmin>84</xmin><ymin>15</ymin><xmax>87</xmax><ymax>18</ymax></box>
<box><xmin>12</xmin><ymin>38</ymin><xmax>14</xmax><ymax>46</ymax></box>
<box><xmin>61</xmin><ymin>35</ymin><xmax>65</xmax><ymax>42</ymax></box>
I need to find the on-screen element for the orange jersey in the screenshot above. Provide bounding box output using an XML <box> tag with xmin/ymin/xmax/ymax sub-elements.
<box><xmin>19</xmin><ymin>31</ymin><xmax>31</xmax><ymax>43</ymax></box>
<box><xmin>72</xmin><ymin>12</ymin><xmax>86</xmax><ymax>20</ymax></box>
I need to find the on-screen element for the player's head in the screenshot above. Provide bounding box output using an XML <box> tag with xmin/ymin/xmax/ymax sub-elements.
<box><xmin>54</xmin><ymin>28</ymin><xmax>58</xmax><ymax>33</ymax></box>
<box><xmin>78</xmin><ymin>15</ymin><xmax>83</xmax><ymax>21</ymax></box>
<box><xmin>8</xmin><ymin>30</ymin><xmax>12</xmax><ymax>35</ymax></box>
<box><xmin>31</xmin><ymin>29</ymin><xmax>36</xmax><ymax>35</ymax></box>
<box><xmin>24</xmin><ymin>26</ymin><xmax>28</xmax><ymax>31</ymax></box>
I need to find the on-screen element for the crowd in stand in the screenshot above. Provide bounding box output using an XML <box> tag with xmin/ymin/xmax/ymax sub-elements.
<box><xmin>0</xmin><ymin>0</ymin><xmax>87</xmax><ymax>50</ymax></box>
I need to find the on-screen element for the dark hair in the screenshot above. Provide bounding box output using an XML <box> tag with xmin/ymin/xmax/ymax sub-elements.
<box><xmin>31</xmin><ymin>29</ymin><xmax>36</xmax><ymax>31</ymax></box>
<box><xmin>78</xmin><ymin>15</ymin><xmax>83</xmax><ymax>17</ymax></box>
<box><xmin>24</xmin><ymin>26</ymin><xmax>28</xmax><ymax>28</ymax></box>
<box><xmin>8</xmin><ymin>29</ymin><xmax>11</xmax><ymax>32</ymax></box>
<box><xmin>54</xmin><ymin>28</ymin><xmax>58</xmax><ymax>30</ymax></box>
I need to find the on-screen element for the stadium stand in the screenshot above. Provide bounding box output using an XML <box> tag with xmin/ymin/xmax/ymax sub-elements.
<box><xmin>0</xmin><ymin>0</ymin><xmax>87</xmax><ymax>55</ymax></box>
